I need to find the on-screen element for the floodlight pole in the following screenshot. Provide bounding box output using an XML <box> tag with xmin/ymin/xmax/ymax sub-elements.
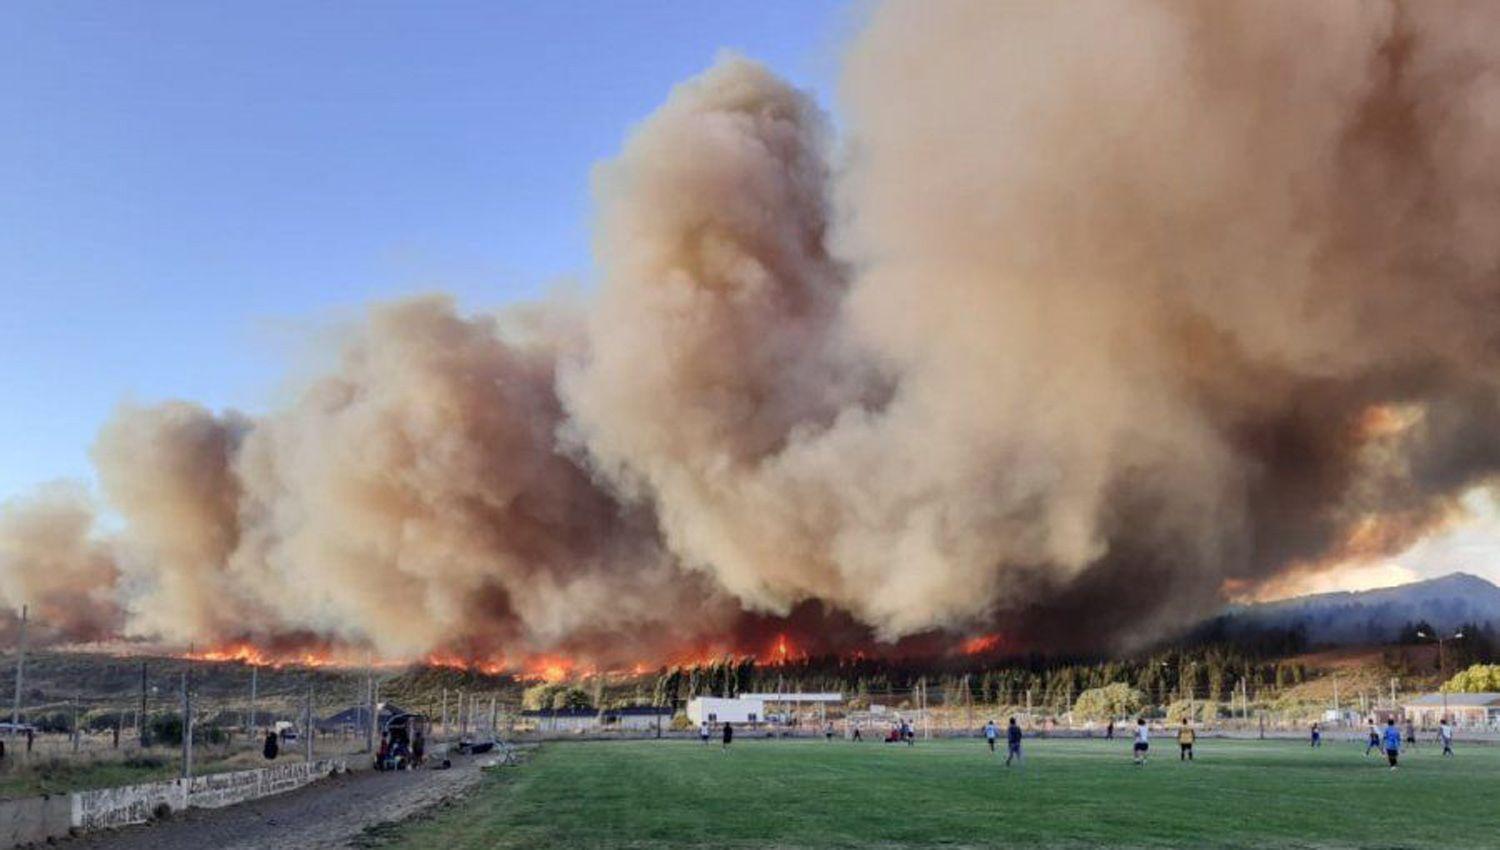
<box><xmin>305</xmin><ymin>682</ymin><xmax>314</xmax><ymax>762</ymax></box>
<box><xmin>138</xmin><ymin>662</ymin><xmax>148</xmax><ymax>747</ymax></box>
<box><xmin>365</xmin><ymin>656</ymin><xmax>375</xmax><ymax>754</ymax></box>
<box><xmin>181</xmin><ymin>665</ymin><xmax>192</xmax><ymax>779</ymax></box>
<box><xmin>9</xmin><ymin>605</ymin><xmax>25</xmax><ymax>735</ymax></box>
<box><xmin>1422</xmin><ymin>629</ymin><xmax>1462</xmax><ymax>719</ymax></box>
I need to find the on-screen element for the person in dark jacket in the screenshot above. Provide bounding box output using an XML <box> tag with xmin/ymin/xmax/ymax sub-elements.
<box><xmin>721</xmin><ymin>721</ymin><xmax>733</xmax><ymax>751</ymax></box>
<box><xmin>1005</xmin><ymin>717</ymin><xmax>1023</xmax><ymax>766</ymax></box>
<box><xmin>263</xmin><ymin>730</ymin><xmax>279</xmax><ymax>760</ymax></box>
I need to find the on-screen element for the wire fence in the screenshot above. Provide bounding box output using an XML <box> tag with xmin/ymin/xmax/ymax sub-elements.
<box><xmin>0</xmin><ymin>652</ymin><xmax>1485</xmax><ymax>791</ymax></box>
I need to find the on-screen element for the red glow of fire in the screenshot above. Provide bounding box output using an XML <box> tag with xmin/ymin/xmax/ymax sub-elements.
<box><xmin>958</xmin><ymin>634</ymin><xmax>1003</xmax><ymax>656</ymax></box>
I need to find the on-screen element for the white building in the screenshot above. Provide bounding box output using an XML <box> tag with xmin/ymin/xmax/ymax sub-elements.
<box><xmin>742</xmin><ymin>692</ymin><xmax>843</xmax><ymax>726</ymax></box>
<box><xmin>521</xmin><ymin>706</ymin><xmax>675</xmax><ymax>733</ymax></box>
<box><xmin>687</xmin><ymin>697</ymin><xmax>765</xmax><ymax>725</ymax></box>
<box><xmin>1403</xmin><ymin>693</ymin><xmax>1500</xmax><ymax>727</ymax></box>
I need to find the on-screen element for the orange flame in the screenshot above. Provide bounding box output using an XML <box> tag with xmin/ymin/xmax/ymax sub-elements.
<box><xmin>186</xmin><ymin>642</ymin><xmax>334</xmax><ymax>668</ymax></box>
<box><xmin>758</xmin><ymin>634</ymin><xmax>803</xmax><ymax>666</ymax></box>
<box><xmin>521</xmin><ymin>654</ymin><xmax>593</xmax><ymax>683</ymax></box>
<box><xmin>958</xmin><ymin>634</ymin><xmax>1003</xmax><ymax>656</ymax></box>
<box><xmin>423</xmin><ymin>651</ymin><xmax>508</xmax><ymax>675</ymax></box>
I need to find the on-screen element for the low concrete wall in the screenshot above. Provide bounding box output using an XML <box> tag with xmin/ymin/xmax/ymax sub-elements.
<box><xmin>72</xmin><ymin>777</ymin><xmax>186</xmax><ymax>832</ymax></box>
<box><xmin>0</xmin><ymin>793</ymin><xmax>73</xmax><ymax>847</ymax></box>
<box><xmin>63</xmin><ymin>758</ymin><xmax>346</xmax><ymax>838</ymax></box>
<box><xmin>186</xmin><ymin>759</ymin><xmax>342</xmax><ymax>809</ymax></box>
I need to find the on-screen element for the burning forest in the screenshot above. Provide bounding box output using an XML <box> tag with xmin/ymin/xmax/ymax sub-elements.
<box><xmin>4</xmin><ymin>1</ymin><xmax>1500</xmax><ymax>674</ymax></box>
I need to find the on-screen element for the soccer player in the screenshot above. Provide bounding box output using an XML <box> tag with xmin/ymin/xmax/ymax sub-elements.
<box><xmin>1383</xmin><ymin>719</ymin><xmax>1401</xmax><ymax>770</ymax></box>
<box><xmin>721</xmin><ymin>721</ymin><xmax>734</xmax><ymax>752</ymax></box>
<box><xmin>1006</xmin><ymin>717</ymin><xmax>1023</xmax><ymax>766</ymax></box>
<box><xmin>1178</xmin><ymin>723</ymin><xmax>1195</xmax><ymax>761</ymax></box>
<box><xmin>1405</xmin><ymin>719</ymin><xmax>1417</xmax><ymax>748</ymax></box>
<box><xmin>1439</xmin><ymin>717</ymin><xmax>1454</xmax><ymax>757</ymax></box>
<box><xmin>699</xmin><ymin>721</ymin><xmax>710</xmax><ymax>745</ymax></box>
<box><xmin>984</xmin><ymin>719</ymin><xmax>999</xmax><ymax>753</ymax></box>
<box><xmin>1310</xmin><ymin>722</ymin><xmax>1321</xmax><ymax>748</ymax></box>
<box><xmin>1133</xmin><ymin>718</ymin><xmax>1150</xmax><ymax>765</ymax></box>
<box><xmin>1365</xmin><ymin>719</ymin><xmax>1381</xmax><ymax>756</ymax></box>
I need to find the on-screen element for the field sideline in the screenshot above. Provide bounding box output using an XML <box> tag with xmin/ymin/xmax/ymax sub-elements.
<box><xmin>373</xmin><ymin>736</ymin><xmax>1500</xmax><ymax>848</ymax></box>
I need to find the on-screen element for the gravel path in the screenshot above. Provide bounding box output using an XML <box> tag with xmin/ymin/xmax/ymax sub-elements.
<box><xmin>63</xmin><ymin>758</ymin><xmax>487</xmax><ymax>850</ymax></box>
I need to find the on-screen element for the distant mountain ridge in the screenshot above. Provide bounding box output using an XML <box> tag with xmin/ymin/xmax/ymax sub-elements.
<box><xmin>1195</xmin><ymin>572</ymin><xmax>1500</xmax><ymax>647</ymax></box>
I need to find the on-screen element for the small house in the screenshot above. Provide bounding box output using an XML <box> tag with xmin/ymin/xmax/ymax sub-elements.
<box><xmin>686</xmin><ymin>697</ymin><xmax>765</xmax><ymax>725</ymax></box>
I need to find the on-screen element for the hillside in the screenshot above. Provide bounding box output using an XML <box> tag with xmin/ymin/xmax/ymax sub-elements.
<box><xmin>1194</xmin><ymin>572</ymin><xmax>1500</xmax><ymax>647</ymax></box>
<box><xmin>0</xmin><ymin>650</ymin><xmax>521</xmax><ymax>727</ymax></box>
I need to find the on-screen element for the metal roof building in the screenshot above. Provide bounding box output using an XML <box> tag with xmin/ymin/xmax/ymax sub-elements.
<box><xmin>1402</xmin><ymin>692</ymin><xmax>1500</xmax><ymax>727</ymax></box>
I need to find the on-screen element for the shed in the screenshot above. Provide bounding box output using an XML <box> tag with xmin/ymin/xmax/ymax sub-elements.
<box><xmin>686</xmin><ymin>697</ymin><xmax>764</xmax><ymax>725</ymax></box>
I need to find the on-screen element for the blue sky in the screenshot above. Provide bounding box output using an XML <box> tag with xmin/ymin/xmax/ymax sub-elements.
<box><xmin>0</xmin><ymin>0</ymin><xmax>854</xmax><ymax>501</ymax></box>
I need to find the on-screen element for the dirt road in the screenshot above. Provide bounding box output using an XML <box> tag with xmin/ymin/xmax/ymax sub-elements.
<box><xmin>64</xmin><ymin>758</ymin><xmax>487</xmax><ymax>850</ymax></box>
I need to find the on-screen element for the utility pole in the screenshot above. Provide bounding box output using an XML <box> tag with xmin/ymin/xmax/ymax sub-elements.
<box><xmin>304</xmin><ymin>682</ymin><xmax>314</xmax><ymax>762</ymax></box>
<box><xmin>365</xmin><ymin>658</ymin><xmax>375</xmax><ymax>753</ymax></box>
<box><xmin>489</xmin><ymin>694</ymin><xmax>497</xmax><ymax>736</ymax></box>
<box><xmin>180</xmin><ymin>666</ymin><xmax>192</xmax><ymax>779</ymax></box>
<box><xmin>1332</xmin><ymin>675</ymin><xmax>1340</xmax><ymax>722</ymax></box>
<box><xmin>919</xmin><ymin>678</ymin><xmax>930</xmax><ymax>740</ymax></box>
<box><xmin>963</xmin><ymin>674</ymin><xmax>974</xmax><ymax>732</ymax></box>
<box><xmin>440</xmin><ymin>688</ymin><xmax>448</xmax><ymax>737</ymax></box>
<box><xmin>139</xmin><ymin>662</ymin><xmax>148</xmax><ymax>747</ymax></box>
<box><xmin>249</xmin><ymin>665</ymin><xmax>258</xmax><ymax>733</ymax></box>
<box><xmin>71</xmin><ymin>698</ymin><xmax>80</xmax><ymax>753</ymax></box>
<box><xmin>10</xmin><ymin>604</ymin><xmax>26</xmax><ymax>734</ymax></box>
<box><xmin>1390</xmin><ymin>678</ymin><xmax>1398</xmax><ymax>712</ymax></box>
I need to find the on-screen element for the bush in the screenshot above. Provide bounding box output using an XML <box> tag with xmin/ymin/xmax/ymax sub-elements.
<box><xmin>1443</xmin><ymin>664</ymin><xmax>1500</xmax><ymax>693</ymax></box>
<box><xmin>522</xmin><ymin>683</ymin><xmax>593</xmax><ymax>711</ymax></box>
<box><xmin>1072</xmin><ymin>683</ymin><xmax>1144</xmax><ymax>722</ymax></box>
<box><xmin>123</xmin><ymin>753</ymin><xmax>167</xmax><ymax>770</ymax></box>
<box><xmin>149</xmin><ymin>713</ymin><xmax>184</xmax><ymax>746</ymax></box>
<box><xmin>35</xmin><ymin>711</ymin><xmax>73</xmax><ymax>734</ymax></box>
<box><xmin>1165</xmin><ymin>699</ymin><xmax>1218</xmax><ymax>724</ymax></box>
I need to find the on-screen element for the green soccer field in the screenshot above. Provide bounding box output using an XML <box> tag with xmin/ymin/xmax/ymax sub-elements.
<box><xmin>377</xmin><ymin>736</ymin><xmax>1500</xmax><ymax>849</ymax></box>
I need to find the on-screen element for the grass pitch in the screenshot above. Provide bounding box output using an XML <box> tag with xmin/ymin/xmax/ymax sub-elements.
<box><xmin>379</xmin><ymin>735</ymin><xmax>1500</xmax><ymax>848</ymax></box>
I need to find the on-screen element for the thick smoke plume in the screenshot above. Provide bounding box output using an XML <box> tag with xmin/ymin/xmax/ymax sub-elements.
<box><xmin>2</xmin><ymin>1</ymin><xmax>1500</xmax><ymax>663</ymax></box>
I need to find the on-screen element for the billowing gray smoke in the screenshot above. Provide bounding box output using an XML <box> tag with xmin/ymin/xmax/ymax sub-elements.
<box><xmin>2</xmin><ymin>1</ymin><xmax>1499</xmax><ymax>661</ymax></box>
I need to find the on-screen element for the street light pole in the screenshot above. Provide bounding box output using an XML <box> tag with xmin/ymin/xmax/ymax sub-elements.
<box><xmin>1416</xmin><ymin>629</ymin><xmax>1464</xmax><ymax>721</ymax></box>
